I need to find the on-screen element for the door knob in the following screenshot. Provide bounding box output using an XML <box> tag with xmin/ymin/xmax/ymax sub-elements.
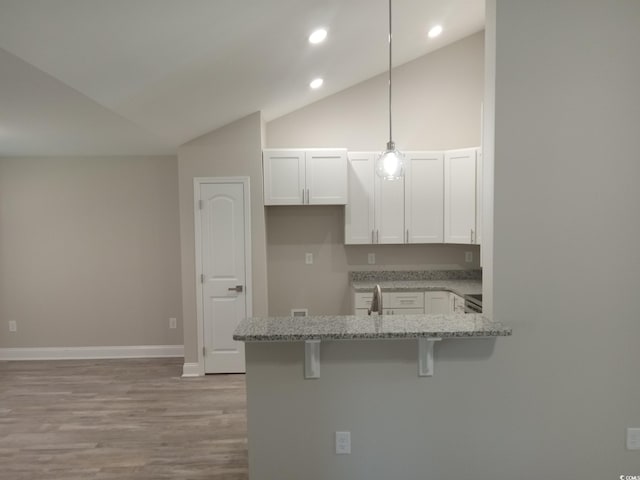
<box><xmin>228</xmin><ymin>285</ymin><xmax>244</xmax><ymax>292</ymax></box>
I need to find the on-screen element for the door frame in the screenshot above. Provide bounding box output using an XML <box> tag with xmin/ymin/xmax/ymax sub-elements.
<box><xmin>193</xmin><ymin>176</ymin><xmax>252</xmax><ymax>376</ymax></box>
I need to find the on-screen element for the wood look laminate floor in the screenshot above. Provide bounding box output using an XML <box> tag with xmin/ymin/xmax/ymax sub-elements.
<box><xmin>0</xmin><ymin>358</ymin><xmax>248</xmax><ymax>480</ymax></box>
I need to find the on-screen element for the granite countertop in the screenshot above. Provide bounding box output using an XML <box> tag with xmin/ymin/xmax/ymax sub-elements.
<box><xmin>233</xmin><ymin>314</ymin><xmax>511</xmax><ymax>342</ymax></box>
<box><xmin>349</xmin><ymin>269</ymin><xmax>482</xmax><ymax>297</ymax></box>
<box><xmin>351</xmin><ymin>279</ymin><xmax>482</xmax><ymax>296</ymax></box>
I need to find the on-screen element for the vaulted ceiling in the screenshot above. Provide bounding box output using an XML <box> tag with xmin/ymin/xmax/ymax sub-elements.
<box><xmin>0</xmin><ymin>0</ymin><xmax>484</xmax><ymax>156</ymax></box>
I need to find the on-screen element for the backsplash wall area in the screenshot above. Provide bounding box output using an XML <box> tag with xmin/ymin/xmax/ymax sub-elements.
<box><xmin>266</xmin><ymin>206</ymin><xmax>480</xmax><ymax>316</ymax></box>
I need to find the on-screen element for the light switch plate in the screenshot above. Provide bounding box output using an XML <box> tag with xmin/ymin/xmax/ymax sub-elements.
<box><xmin>367</xmin><ymin>253</ymin><xmax>376</xmax><ymax>265</ymax></box>
<box><xmin>465</xmin><ymin>251</ymin><xmax>473</xmax><ymax>263</ymax></box>
<box><xmin>169</xmin><ymin>317</ymin><xmax>177</xmax><ymax>329</ymax></box>
<box><xmin>305</xmin><ymin>253</ymin><xmax>313</xmax><ymax>264</ymax></box>
<box><xmin>627</xmin><ymin>428</ymin><xmax>640</xmax><ymax>450</ymax></box>
<box><xmin>335</xmin><ymin>431</ymin><xmax>351</xmax><ymax>454</ymax></box>
<box><xmin>8</xmin><ymin>320</ymin><xmax>17</xmax><ymax>332</ymax></box>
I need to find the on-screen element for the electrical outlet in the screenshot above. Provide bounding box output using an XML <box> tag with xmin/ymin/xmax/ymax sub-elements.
<box><xmin>335</xmin><ymin>431</ymin><xmax>351</xmax><ymax>454</ymax></box>
<box><xmin>8</xmin><ymin>320</ymin><xmax>17</xmax><ymax>332</ymax></box>
<box><xmin>305</xmin><ymin>253</ymin><xmax>313</xmax><ymax>264</ymax></box>
<box><xmin>627</xmin><ymin>428</ymin><xmax>640</xmax><ymax>450</ymax></box>
<box><xmin>367</xmin><ymin>253</ymin><xmax>376</xmax><ymax>265</ymax></box>
<box><xmin>465</xmin><ymin>251</ymin><xmax>473</xmax><ymax>263</ymax></box>
<box><xmin>169</xmin><ymin>317</ymin><xmax>177</xmax><ymax>329</ymax></box>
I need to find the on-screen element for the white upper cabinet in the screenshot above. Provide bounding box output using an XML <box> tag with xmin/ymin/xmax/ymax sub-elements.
<box><xmin>263</xmin><ymin>150</ymin><xmax>305</xmax><ymax>205</ymax></box>
<box><xmin>344</xmin><ymin>146</ymin><xmax>482</xmax><ymax>246</ymax></box>
<box><xmin>444</xmin><ymin>148</ymin><xmax>479</xmax><ymax>244</ymax></box>
<box><xmin>404</xmin><ymin>152</ymin><xmax>444</xmax><ymax>243</ymax></box>
<box><xmin>375</xmin><ymin>171</ymin><xmax>405</xmax><ymax>244</ymax></box>
<box><xmin>263</xmin><ymin>149</ymin><xmax>347</xmax><ymax>206</ymax></box>
<box><xmin>345</xmin><ymin>152</ymin><xmax>375</xmax><ymax>244</ymax></box>
<box><xmin>346</xmin><ymin>151</ymin><xmax>406</xmax><ymax>245</ymax></box>
<box><xmin>305</xmin><ymin>150</ymin><xmax>348</xmax><ymax>205</ymax></box>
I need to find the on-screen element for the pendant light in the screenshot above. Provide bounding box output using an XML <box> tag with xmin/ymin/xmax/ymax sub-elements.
<box><xmin>376</xmin><ymin>0</ymin><xmax>405</xmax><ymax>181</ymax></box>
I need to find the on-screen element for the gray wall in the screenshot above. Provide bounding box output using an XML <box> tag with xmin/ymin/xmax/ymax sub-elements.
<box><xmin>265</xmin><ymin>32</ymin><xmax>485</xmax><ymax>316</ymax></box>
<box><xmin>177</xmin><ymin>111</ymin><xmax>268</xmax><ymax>364</ymax></box>
<box><xmin>245</xmin><ymin>1</ymin><xmax>640</xmax><ymax>478</ymax></box>
<box><xmin>267</xmin><ymin>206</ymin><xmax>480</xmax><ymax>316</ymax></box>
<box><xmin>0</xmin><ymin>156</ymin><xmax>182</xmax><ymax>347</ymax></box>
<box><xmin>266</xmin><ymin>31</ymin><xmax>484</xmax><ymax>150</ymax></box>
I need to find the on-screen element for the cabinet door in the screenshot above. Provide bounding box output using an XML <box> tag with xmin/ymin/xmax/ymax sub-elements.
<box><xmin>375</xmin><ymin>169</ymin><xmax>405</xmax><ymax>244</ymax></box>
<box><xmin>263</xmin><ymin>150</ymin><xmax>305</xmax><ymax>205</ymax></box>
<box><xmin>451</xmin><ymin>293</ymin><xmax>466</xmax><ymax>313</ymax></box>
<box><xmin>444</xmin><ymin>148</ymin><xmax>477</xmax><ymax>244</ymax></box>
<box><xmin>404</xmin><ymin>152</ymin><xmax>444</xmax><ymax>243</ymax></box>
<box><xmin>306</xmin><ymin>149</ymin><xmax>348</xmax><ymax>205</ymax></box>
<box><xmin>425</xmin><ymin>291</ymin><xmax>452</xmax><ymax>314</ymax></box>
<box><xmin>345</xmin><ymin>152</ymin><xmax>375</xmax><ymax>244</ymax></box>
<box><xmin>354</xmin><ymin>292</ymin><xmax>374</xmax><ymax>310</ymax></box>
<box><xmin>475</xmin><ymin>148</ymin><xmax>482</xmax><ymax>246</ymax></box>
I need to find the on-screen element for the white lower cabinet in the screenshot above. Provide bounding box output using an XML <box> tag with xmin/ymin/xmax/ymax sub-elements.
<box><xmin>425</xmin><ymin>291</ymin><xmax>451</xmax><ymax>314</ymax></box>
<box><xmin>354</xmin><ymin>291</ymin><xmax>425</xmax><ymax>315</ymax></box>
<box><xmin>450</xmin><ymin>293</ymin><xmax>466</xmax><ymax>314</ymax></box>
<box><xmin>354</xmin><ymin>290</ymin><xmax>466</xmax><ymax>315</ymax></box>
<box><xmin>383</xmin><ymin>308</ymin><xmax>425</xmax><ymax>315</ymax></box>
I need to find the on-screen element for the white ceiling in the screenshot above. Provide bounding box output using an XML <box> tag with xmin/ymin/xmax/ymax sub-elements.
<box><xmin>0</xmin><ymin>0</ymin><xmax>484</xmax><ymax>156</ymax></box>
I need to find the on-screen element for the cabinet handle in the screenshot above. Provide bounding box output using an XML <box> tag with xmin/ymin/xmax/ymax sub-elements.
<box><xmin>371</xmin><ymin>230</ymin><xmax>374</xmax><ymax>244</ymax></box>
<box><xmin>306</xmin><ymin>188</ymin><xmax>310</xmax><ymax>204</ymax></box>
<box><xmin>470</xmin><ymin>229</ymin><xmax>474</xmax><ymax>244</ymax></box>
<box><xmin>302</xmin><ymin>189</ymin><xmax>305</xmax><ymax>204</ymax></box>
<box><xmin>406</xmin><ymin>229</ymin><xmax>409</xmax><ymax>243</ymax></box>
<box><xmin>376</xmin><ymin>230</ymin><xmax>379</xmax><ymax>244</ymax></box>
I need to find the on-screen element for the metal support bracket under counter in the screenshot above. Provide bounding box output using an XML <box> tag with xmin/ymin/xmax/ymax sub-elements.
<box><xmin>234</xmin><ymin>313</ymin><xmax>511</xmax><ymax>379</ymax></box>
<box><xmin>304</xmin><ymin>337</ymin><xmax>443</xmax><ymax>379</ymax></box>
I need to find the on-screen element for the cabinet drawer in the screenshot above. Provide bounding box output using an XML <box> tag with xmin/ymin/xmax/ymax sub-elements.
<box><xmin>384</xmin><ymin>308</ymin><xmax>424</xmax><ymax>315</ymax></box>
<box><xmin>354</xmin><ymin>293</ymin><xmax>373</xmax><ymax>309</ymax></box>
<box><xmin>385</xmin><ymin>292</ymin><xmax>425</xmax><ymax>309</ymax></box>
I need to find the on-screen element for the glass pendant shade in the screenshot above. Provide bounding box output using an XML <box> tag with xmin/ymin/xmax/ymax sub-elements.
<box><xmin>376</xmin><ymin>141</ymin><xmax>405</xmax><ymax>180</ymax></box>
<box><xmin>376</xmin><ymin>0</ymin><xmax>405</xmax><ymax>181</ymax></box>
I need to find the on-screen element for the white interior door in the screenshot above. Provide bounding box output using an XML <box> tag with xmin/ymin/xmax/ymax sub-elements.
<box><xmin>200</xmin><ymin>182</ymin><xmax>248</xmax><ymax>373</ymax></box>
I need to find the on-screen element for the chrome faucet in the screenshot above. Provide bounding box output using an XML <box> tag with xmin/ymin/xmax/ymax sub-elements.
<box><xmin>368</xmin><ymin>284</ymin><xmax>383</xmax><ymax>315</ymax></box>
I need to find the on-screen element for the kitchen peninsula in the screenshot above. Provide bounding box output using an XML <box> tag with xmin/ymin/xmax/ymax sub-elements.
<box><xmin>233</xmin><ymin>278</ymin><xmax>511</xmax><ymax>480</ymax></box>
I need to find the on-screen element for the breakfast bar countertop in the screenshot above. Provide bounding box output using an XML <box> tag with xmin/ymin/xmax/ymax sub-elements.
<box><xmin>233</xmin><ymin>313</ymin><xmax>511</xmax><ymax>342</ymax></box>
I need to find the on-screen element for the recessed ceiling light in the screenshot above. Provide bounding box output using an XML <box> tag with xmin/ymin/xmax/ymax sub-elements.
<box><xmin>310</xmin><ymin>78</ymin><xmax>324</xmax><ymax>89</ymax></box>
<box><xmin>309</xmin><ymin>28</ymin><xmax>328</xmax><ymax>44</ymax></box>
<box><xmin>428</xmin><ymin>25</ymin><xmax>443</xmax><ymax>38</ymax></box>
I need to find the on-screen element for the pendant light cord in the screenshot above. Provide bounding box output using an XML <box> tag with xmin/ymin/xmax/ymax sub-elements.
<box><xmin>388</xmin><ymin>0</ymin><xmax>393</xmax><ymax>145</ymax></box>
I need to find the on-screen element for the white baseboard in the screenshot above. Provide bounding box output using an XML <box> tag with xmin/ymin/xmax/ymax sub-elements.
<box><xmin>181</xmin><ymin>362</ymin><xmax>202</xmax><ymax>377</ymax></box>
<box><xmin>0</xmin><ymin>345</ymin><xmax>184</xmax><ymax>361</ymax></box>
